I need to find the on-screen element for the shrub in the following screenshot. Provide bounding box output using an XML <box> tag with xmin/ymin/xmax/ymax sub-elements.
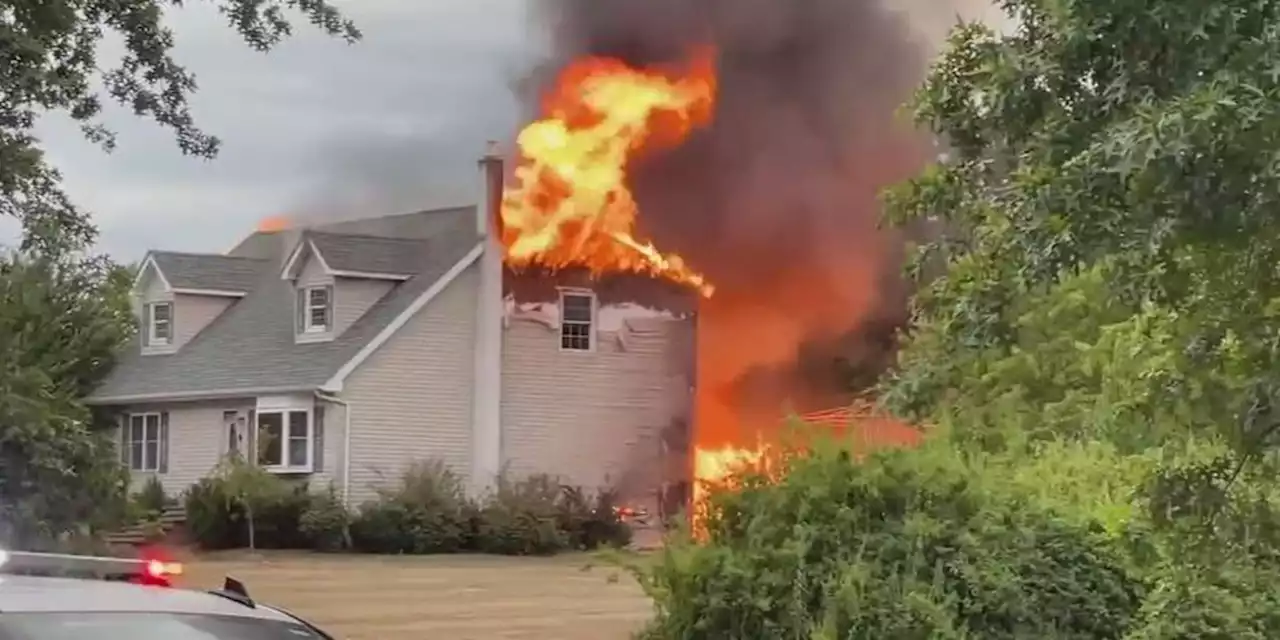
<box><xmin>558</xmin><ymin>485</ymin><xmax>632</xmax><ymax>550</ymax></box>
<box><xmin>299</xmin><ymin>486</ymin><xmax>351</xmax><ymax>552</ymax></box>
<box><xmin>472</xmin><ymin>474</ymin><xmax>567</xmax><ymax>555</ymax></box>
<box><xmin>132</xmin><ymin>476</ymin><xmax>168</xmax><ymax>516</ymax></box>
<box><xmin>252</xmin><ymin>483</ymin><xmax>313</xmax><ymax>549</ymax></box>
<box><xmin>183</xmin><ymin>471</ymin><xmax>311</xmax><ymax>550</ymax></box>
<box><xmin>183</xmin><ymin>476</ymin><xmax>241</xmax><ymax>550</ymax></box>
<box><xmin>633</xmin><ymin>443</ymin><xmax>1144</xmax><ymax>640</ymax></box>
<box><xmin>349</xmin><ymin>461</ymin><xmax>472</xmax><ymax>554</ymax></box>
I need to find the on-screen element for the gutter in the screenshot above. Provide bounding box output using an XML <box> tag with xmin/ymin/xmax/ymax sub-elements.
<box><xmin>314</xmin><ymin>390</ymin><xmax>353</xmax><ymax>508</ymax></box>
<box><xmin>86</xmin><ymin>385</ymin><xmax>316</xmax><ymax>406</ymax></box>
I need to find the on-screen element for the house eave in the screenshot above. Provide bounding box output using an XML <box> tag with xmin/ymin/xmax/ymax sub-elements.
<box><xmin>171</xmin><ymin>287</ymin><xmax>247</xmax><ymax>298</ymax></box>
<box><xmin>85</xmin><ymin>385</ymin><xmax>317</xmax><ymax>406</ymax></box>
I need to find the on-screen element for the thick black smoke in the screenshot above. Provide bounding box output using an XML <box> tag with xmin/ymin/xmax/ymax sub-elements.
<box><xmin>529</xmin><ymin>0</ymin><xmax>974</xmax><ymax>408</ymax></box>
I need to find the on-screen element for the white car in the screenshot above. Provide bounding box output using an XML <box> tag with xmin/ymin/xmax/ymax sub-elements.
<box><xmin>0</xmin><ymin>550</ymin><xmax>334</xmax><ymax>639</ymax></box>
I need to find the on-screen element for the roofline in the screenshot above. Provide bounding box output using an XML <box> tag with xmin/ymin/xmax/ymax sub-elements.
<box><xmin>281</xmin><ymin>236</ymin><xmax>414</xmax><ymax>282</ymax></box>
<box><xmin>322</xmin><ymin>241</ymin><xmax>485</xmax><ymax>392</ymax></box>
<box><xmin>328</xmin><ymin>269</ymin><xmax>411</xmax><ymax>281</ymax></box>
<box><xmin>131</xmin><ymin>253</ymin><xmax>170</xmax><ymax>292</ymax></box>
<box><xmin>279</xmin><ymin>237</ymin><xmax>313</xmax><ymax>280</ymax></box>
<box><xmin>84</xmin><ymin>385</ymin><xmax>317</xmax><ymax>405</ymax></box>
<box><xmin>171</xmin><ymin>288</ymin><xmax>247</xmax><ymax>298</ymax></box>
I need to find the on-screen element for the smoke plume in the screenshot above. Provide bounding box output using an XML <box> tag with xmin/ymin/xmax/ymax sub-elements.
<box><xmin>528</xmin><ymin>0</ymin><xmax>1003</xmax><ymax>444</ymax></box>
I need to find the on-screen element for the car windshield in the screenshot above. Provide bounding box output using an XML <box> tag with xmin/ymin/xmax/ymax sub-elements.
<box><xmin>0</xmin><ymin>612</ymin><xmax>327</xmax><ymax>639</ymax></box>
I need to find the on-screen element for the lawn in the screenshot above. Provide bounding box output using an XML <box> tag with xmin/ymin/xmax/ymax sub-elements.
<box><xmin>178</xmin><ymin>551</ymin><xmax>652</xmax><ymax>640</ymax></box>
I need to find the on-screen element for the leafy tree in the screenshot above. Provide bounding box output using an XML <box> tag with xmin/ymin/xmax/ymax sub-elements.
<box><xmin>213</xmin><ymin>454</ymin><xmax>284</xmax><ymax>551</ymax></box>
<box><xmin>634</xmin><ymin>441</ymin><xmax>1143</xmax><ymax>639</ymax></box>
<box><xmin>0</xmin><ymin>0</ymin><xmax>358</xmax><ymax>544</ymax></box>
<box><xmin>0</xmin><ymin>251</ymin><xmax>135</xmax><ymax>545</ymax></box>
<box><xmin>876</xmin><ymin>0</ymin><xmax>1280</xmax><ymax>634</ymax></box>
<box><xmin>3</xmin><ymin>0</ymin><xmax>360</xmax><ymax>250</ymax></box>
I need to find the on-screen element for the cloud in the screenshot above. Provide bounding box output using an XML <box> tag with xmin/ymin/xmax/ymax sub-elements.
<box><xmin>25</xmin><ymin>0</ymin><xmax>536</xmax><ymax>260</ymax></box>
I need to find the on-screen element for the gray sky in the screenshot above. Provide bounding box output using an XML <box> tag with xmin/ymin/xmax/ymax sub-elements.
<box><xmin>13</xmin><ymin>0</ymin><xmax>538</xmax><ymax>260</ymax></box>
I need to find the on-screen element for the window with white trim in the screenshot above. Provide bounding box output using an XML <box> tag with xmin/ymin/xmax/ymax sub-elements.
<box><xmin>256</xmin><ymin>409</ymin><xmax>312</xmax><ymax>471</ymax></box>
<box><xmin>123</xmin><ymin>413</ymin><xmax>163</xmax><ymax>472</ymax></box>
<box><xmin>301</xmin><ymin>285</ymin><xmax>332</xmax><ymax>333</ymax></box>
<box><xmin>147</xmin><ymin>302</ymin><xmax>172</xmax><ymax>345</ymax></box>
<box><xmin>559</xmin><ymin>290</ymin><xmax>595</xmax><ymax>351</ymax></box>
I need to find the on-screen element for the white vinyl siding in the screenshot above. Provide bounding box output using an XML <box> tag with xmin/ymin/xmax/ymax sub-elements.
<box><xmin>344</xmin><ymin>264</ymin><xmax>478</xmax><ymax>506</ymax></box>
<box><xmin>501</xmin><ymin>311</ymin><xmax>695</xmax><ymax>503</ymax></box>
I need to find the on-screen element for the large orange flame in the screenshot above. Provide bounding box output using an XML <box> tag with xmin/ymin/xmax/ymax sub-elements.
<box><xmin>500</xmin><ymin>51</ymin><xmax>717</xmax><ymax>296</ymax></box>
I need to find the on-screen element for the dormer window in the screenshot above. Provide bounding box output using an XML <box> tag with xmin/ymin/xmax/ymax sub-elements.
<box><xmin>147</xmin><ymin>302</ymin><xmax>173</xmax><ymax>346</ymax></box>
<box><xmin>298</xmin><ymin>285</ymin><xmax>333</xmax><ymax>334</ymax></box>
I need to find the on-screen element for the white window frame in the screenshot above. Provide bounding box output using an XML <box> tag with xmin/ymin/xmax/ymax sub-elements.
<box><xmin>302</xmin><ymin>285</ymin><xmax>332</xmax><ymax>334</ymax></box>
<box><xmin>123</xmin><ymin>412</ymin><xmax>162</xmax><ymax>472</ymax></box>
<box><xmin>147</xmin><ymin>302</ymin><xmax>173</xmax><ymax>345</ymax></box>
<box><xmin>254</xmin><ymin>408</ymin><xmax>313</xmax><ymax>473</ymax></box>
<box><xmin>558</xmin><ymin>289</ymin><xmax>596</xmax><ymax>352</ymax></box>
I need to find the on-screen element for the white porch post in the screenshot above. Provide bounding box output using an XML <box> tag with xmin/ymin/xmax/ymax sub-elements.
<box><xmin>471</xmin><ymin>142</ymin><xmax>504</xmax><ymax>495</ymax></box>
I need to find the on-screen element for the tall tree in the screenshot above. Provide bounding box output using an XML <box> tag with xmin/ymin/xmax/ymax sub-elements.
<box><xmin>0</xmin><ymin>0</ymin><xmax>358</xmax><ymax>544</ymax></box>
<box><xmin>880</xmin><ymin>0</ymin><xmax>1280</xmax><ymax>633</ymax></box>
<box><xmin>2</xmin><ymin>0</ymin><xmax>360</xmax><ymax>250</ymax></box>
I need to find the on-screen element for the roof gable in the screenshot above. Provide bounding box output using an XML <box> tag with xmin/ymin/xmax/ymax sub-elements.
<box><xmin>135</xmin><ymin>251</ymin><xmax>267</xmax><ymax>298</ymax></box>
<box><xmin>280</xmin><ymin>232</ymin><xmax>438</xmax><ymax>282</ymax></box>
<box><xmin>89</xmin><ymin>207</ymin><xmax>482</xmax><ymax>403</ymax></box>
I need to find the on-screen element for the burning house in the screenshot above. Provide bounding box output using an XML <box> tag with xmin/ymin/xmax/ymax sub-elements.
<box><xmin>87</xmin><ymin>0</ymin><xmax>1002</xmax><ymax>521</ymax></box>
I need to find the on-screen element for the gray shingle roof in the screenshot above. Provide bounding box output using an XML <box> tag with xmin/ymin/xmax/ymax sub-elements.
<box><xmin>305</xmin><ymin>232</ymin><xmax>430</xmax><ymax>276</ymax></box>
<box><xmin>150</xmin><ymin>252</ymin><xmax>265</xmax><ymax>293</ymax></box>
<box><xmin>88</xmin><ymin>207</ymin><xmax>480</xmax><ymax>403</ymax></box>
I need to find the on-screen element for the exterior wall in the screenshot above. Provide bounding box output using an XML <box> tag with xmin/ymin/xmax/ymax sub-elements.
<box><xmin>119</xmin><ymin>399</ymin><xmax>253</xmax><ymax>496</ymax></box>
<box><xmin>136</xmin><ymin>265</ymin><xmax>175</xmax><ymax>356</ymax></box>
<box><xmin>134</xmin><ymin>266</ymin><xmax>234</xmax><ymax>355</ymax></box>
<box><xmin>172</xmin><ymin>293</ymin><xmax>234</xmax><ymax>348</ymax></box>
<box><xmin>500</xmin><ymin>301</ymin><xmax>695</xmax><ymax>507</ymax></box>
<box><xmin>297</xmin><ymin>252</ymin><xmax>330</xmax><ymax>288</ymax></box>
<box><xmin>341</xmin><ymin>264</ymin><xmax>479</xmax><ymax>505</ymax></box>
<box><xmin>333</xmin><ymin>276</ymin><xmax>394</xmax><ymax>336</ymax></box>
<box><xmin>293</xmin><ymin>251</ymin><xmax>393</xmax><ymax>342</ymax></box>
<box><xmin>118</xmin><ymin>396</ymin><xmax>342</xmax><ymax>496</ymax></box>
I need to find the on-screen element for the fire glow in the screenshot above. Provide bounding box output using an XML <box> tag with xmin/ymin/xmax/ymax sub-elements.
<box><xmin>498</xmin><ymin>51</ymin><xmax>923</xmax><ymax>529</ymax></box>
<box><xmin>500</xmin><ymin>51</ymin><xmax>716</xmax><ymax>297</ymax></box>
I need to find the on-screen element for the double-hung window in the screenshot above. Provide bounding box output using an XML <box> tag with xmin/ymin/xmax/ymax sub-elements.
<box><xmin>256</xmin><ymin>409</ymin><xmax>312</xmax><ymax>472</ymax></box>
<box><xmin>559</xmin><ymin>290</ymin><xmax>595</xmax><ymax>351</ymax></box>
<box><xmin>122</xmin><ymin>412</ymin><xmax>167</xmax><ymax>472</ymax></box>
<box><xmin>301</xmin><ymin>286</ymin><xmax>332</xmax><ymax>333</ymax></box>
<box><xmin>147</xmin><ymin>302</ymin><xmax>173</xmax><ymax>346</ymax></box>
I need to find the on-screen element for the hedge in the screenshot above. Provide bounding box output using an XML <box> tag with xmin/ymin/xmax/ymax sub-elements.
<box><xmin>183</xmin><ymin>460</ymin><xmax>633</xmax><ymax>554</ymax></box>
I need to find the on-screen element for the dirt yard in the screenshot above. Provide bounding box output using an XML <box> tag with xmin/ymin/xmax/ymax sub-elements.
<box><xmin>178</xmin><ymin>551</ymin><xmax>652</xmax><ymax>640</ymax></box>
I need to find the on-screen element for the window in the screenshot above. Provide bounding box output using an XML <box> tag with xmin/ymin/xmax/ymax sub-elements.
<box><xmin>122</xmin><ymin>413</ymin><xmax>166</xmax><ymax>472</ymax></box>
<box><xmin>0</xmin><ymin>611</ymin><xmax>326</xmax><ymax>640</ymax></box>
<box><xmin>256</xmin><ymin>409</ymin><xmax>311</xmax><ymax>471</ymax></box>
<box><xmin>147</xmin><ymin>302</ymin><xmax>172</xmax><ymax>345</ymax></box>
<box><xmin>559</xmin><ymin>291</ymin><xmax>595</xmax><ymax>351</ymax></box>
<box><xmin>301</xmin><ymin>285</ymin><xmax>332</xmax><ymax>333</ymax></box>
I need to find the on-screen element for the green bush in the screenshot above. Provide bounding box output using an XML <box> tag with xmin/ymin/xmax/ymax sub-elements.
<box><xmin>299</xmin><ymin>486</ymin><xmax>351</xmax><ymax>552</ymax></box>
<box><xmin>558</xmin><ymin>485</ymin><xmax>632</xmax><ymax>550</ymax></box>
<box><xmin>349</xmin><ymin>461</ymin><xmax>473</xmax><ymax>554</ymax></box>
<box><xmin>183</xmin><ymin>473</ymin><xmax>315</xmax><ymax>550</ymax></box>
<box><xmin>472</xmin><ymin>473</ymin><xmax>567</xmax><ymax>556</ymax></box>
<box><xmin>131</xmin><ymin>476</ymin><xmax>168</xmax><ymax>516</ymax></box>
<box><xmin>633</xmin><ymin>443</ymin><xmax>1144</xmax><ymax>640</ymax></box>
<box><xmin>183</xmin><ymin>476</ymin><xmax>241</xmax><ymax>549</ymax></box>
